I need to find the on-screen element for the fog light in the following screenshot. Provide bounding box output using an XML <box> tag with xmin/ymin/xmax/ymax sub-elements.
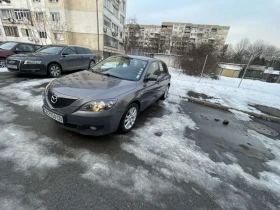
<box><xmin>90</xmin><ymin>126</ymin><xmax>97</xmax><ymax>131</ymax></box>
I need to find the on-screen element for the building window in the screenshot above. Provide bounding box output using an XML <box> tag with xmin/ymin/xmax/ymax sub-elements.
<box><xmin>39</xmin><ymin>31</ymin><xmax>47</xmax><ymax>38</ymax></box>
<box><xmin>14</xmin><ymin>9</ymin><xmax>30</xmax><ymax>21</ymax></box>
<box><xmin>3</xmin><ymin>26</ymin><xmax>19</xmax><ymax>37</ymax></box>
<box><xmin>35</xmin><ymin>12</ymin><xmax>44</xmax><ymax>21</ymax></box>
<box><xmin>104</xmin><ymin>15</ymin><xmax>111</xmax><ymax>28</ymax></box>
<box><xmin>49</xmin><ymin>0</ymin><xmax>58</xmax><ymax>2</ymax></box>
<box><xmin>104</xmin><ymin>34</ymin><xmax>118</xmax><ymax>49</ymax></box>
<box><xmin>103</xmin><ymin>0</ymin><xmax>112</xmax><ymax>11</ymax></box>
<box><xmin>50</xmin><ymin>12</ymin><xmax>60</xmax><ymax>22</ymax></box>
<box><xmin>1</xmin><ymin>9</ymin><xmax>13</xmax><ymax>20</ymax></box>
<box><xmin>112</xmin><ymin>4</ymin><xmax>118</xmax><ymax>17</ymax></box>
<box><xmin>122</xmin><ymin>0</ymin><xmax>125</xmax><ymax>11</ymax></box>
<box><xmin>33</xmin><ymin>0</ymin><xmax>41</xmax><ymax>2</ymax></box>
<box><xmin>21</xmin><ymin>28</ymin><xmax>32</xmax><ymax>37</ymax></box>
<box><xmin>120</xmin><ymin>15</ymin><xmax>124</xmax><ymax>25</ymax></box>
<box><xmin>112</xmin><ymin>22</ymin><xmax>118</xmax><ymax>33</ymax></box>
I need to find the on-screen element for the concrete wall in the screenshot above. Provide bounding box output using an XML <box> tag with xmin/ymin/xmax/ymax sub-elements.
<box><xmin>153</xmin><ymin>54</ymin><xmax>179</xmax><ymax>68</ymax></box>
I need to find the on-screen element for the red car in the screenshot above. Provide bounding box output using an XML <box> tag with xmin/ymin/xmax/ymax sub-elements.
<box><xmin>0</xmin><ymin>42</ymin><xmax>42</xmax><ymax>68</ymax></box>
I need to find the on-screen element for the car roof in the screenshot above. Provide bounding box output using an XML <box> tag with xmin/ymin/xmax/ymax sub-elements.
<box><xmin>117</xmin><ymin>55</ymin><xmax>157</xmax><ymax>62</ymax></box>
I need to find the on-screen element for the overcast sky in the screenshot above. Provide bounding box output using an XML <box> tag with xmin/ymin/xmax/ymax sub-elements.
<box><xmin>127</xmin><ymin>0</ymin><xmax>280</xmax><ymax>47</ymax></box>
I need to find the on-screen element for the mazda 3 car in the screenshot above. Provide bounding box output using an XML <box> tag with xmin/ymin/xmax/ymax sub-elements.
<box><xmin>42</xmin><ymin>55</ymin><xmax>171</xmax><ymax>136</ymax></box>
<box><xmin>6</xmin><ymin>45</ymin><xmax>96</xmax><ymax>77</ymax></box>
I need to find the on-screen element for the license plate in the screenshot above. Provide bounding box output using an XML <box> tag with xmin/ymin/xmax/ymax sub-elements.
<box><xmin>43</xmin><ymin>107</ymin><xmax>64</xmax><ymax>123</ymax></box>
<box><xmin>7</xmin><ymin>64</ymin><xmax>18</xmax><ymax>69</ymax></box>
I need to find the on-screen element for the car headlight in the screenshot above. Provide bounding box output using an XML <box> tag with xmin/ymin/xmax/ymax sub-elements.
<box><xmin>81</xmin><ymin>100</ymin><xmax>117</xmax><ymax>112</ymax></box>
<box><xmin>24</xmin><ymin>60</ymin><xmax>42</xmax><ymax>64</ymax></box>
<box><xmin>45</xmin><ymin>82</ymin><xmax>51</xmax><ymax>94</ymax></box>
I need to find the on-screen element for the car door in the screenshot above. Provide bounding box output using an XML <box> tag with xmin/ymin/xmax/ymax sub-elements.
<box><xmin>61</xmin><ymin>47</ymin><xmax>81</xmax><ymax>71</ymax></box>
<box><xmin>14</xmin><ymin>44</ymin><xmax>34</xmax><ymax>54</ymax></box>
<box><xmin>75</xmin><ymin>47</ymin><xmax>89</xmax><ymax>69</ymax></box>
<box><xmin>139</xmin><ymin>61</ymin><xmax>161</xmax><ymax>109</ymax></box>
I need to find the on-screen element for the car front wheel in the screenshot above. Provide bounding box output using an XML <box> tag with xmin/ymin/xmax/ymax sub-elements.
<box><xmin>48</xmin><ymin>64</ymin><xmax>61</xmax><ymax>78</ymax></box>
<box><xmin>119</xmin><ymin>103</ymin><xmax>139</xmax><ymax>134</ymax></box>
<box><xmin>88</xmin><ymin>60</ymin><xmax>95</xmax><ymax>70</ymax></box>
<box><xmin>0</xmin><ymin>58</ymin><xmax>6</xmax><ymax>68</ymax></box>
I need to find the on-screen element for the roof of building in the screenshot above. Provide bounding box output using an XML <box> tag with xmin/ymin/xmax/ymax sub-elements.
<box><xmin>218</xmin><ymin>64</ymin><xmax>243</xmax><ymax>71</ymax></box>
<box><xmin>264</xmin><ymin>69</ymin><xmax>280</xmax><ymax>75</ymax></box>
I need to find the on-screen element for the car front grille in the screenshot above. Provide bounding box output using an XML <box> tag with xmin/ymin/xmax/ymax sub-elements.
<box><xmin>48</xmin><ymin>91</ymin><xmax>77</xmax><ymax>108</ymax></box>
<box><xmin>6</xmin><ymin>59</ymin><xmax>20</xmax><ymax>71</ymax></box>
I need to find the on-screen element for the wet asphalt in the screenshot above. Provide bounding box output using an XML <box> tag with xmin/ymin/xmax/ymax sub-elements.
<box><xmin>0</xmin><ymin>72</ymin><xmax>280</xmax><ymax>210</ymax></box>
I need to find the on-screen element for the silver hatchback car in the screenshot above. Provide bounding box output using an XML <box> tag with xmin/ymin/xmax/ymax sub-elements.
<box><xmin>42</xmin><ymin>55</ymin><xmax>171</xmax><ymax>136</ymax></box>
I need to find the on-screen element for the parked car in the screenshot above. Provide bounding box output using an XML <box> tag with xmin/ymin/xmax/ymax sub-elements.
<box><xmin>0</xmin><ymin>41</ymin><xmax>42</xmax><ymax>68</ymax></box>
<box><xmin>6</xmin><ymin>45</ymin><xmax>96</xmax><ymax>77</ymax></box>
<box><xmin>42</xmin><ymin>55</ymin><xmax>171</xmax><ymax>136</ymax></box>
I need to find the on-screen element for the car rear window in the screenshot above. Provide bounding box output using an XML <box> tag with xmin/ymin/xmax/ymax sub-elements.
<box><xmin>0</xmin><ymin>42</ymin><xmax>18</xmax><ymax>50</ymax></box>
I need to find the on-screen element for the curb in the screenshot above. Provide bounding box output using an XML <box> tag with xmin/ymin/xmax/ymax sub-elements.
<box><xmin>179</xmin><ymin>96</ymin><xmax>280</xmax><ymax>123</ymax></box>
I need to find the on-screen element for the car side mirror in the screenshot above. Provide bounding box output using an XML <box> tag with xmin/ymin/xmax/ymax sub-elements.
<box><xmin>145</xmin><ymin>75</ymin><xmax>158</xmax><ymax>82</ymax></box>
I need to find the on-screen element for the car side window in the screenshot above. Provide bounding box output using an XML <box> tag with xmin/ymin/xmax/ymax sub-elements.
<box><xmin>159</xmin><ymin>62</ymin><xmax>168</xmax><ymax>74</ymax></box>
<box><xmin>75</xmin><ymin>47</ymin><xmax>86</xmax><ymax>54</ymax></box>
<box><xmin>63</xmin><ymin>47</ymin><xmax>77</xmax><ymax>55</ymax></box>
<box><xmin>34</xmin><ymin>45</ymin><xmax>42</xmax><ymax>51</ymax></box>
<box><xmin>145</xmin><ymin>62</ymin><xmax>160</xmax><ymax>78</ymax></box>
<box><xmin>16</xmin><ymin>44</ymin><xmax>34</xmax><ymax>52</ymax></box>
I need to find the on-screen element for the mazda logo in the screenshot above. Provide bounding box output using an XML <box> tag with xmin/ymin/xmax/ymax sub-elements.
<box><xmin>51</xmin><ymin>95</ymin><xmax>58</xmax><ymax>104</ymax></box>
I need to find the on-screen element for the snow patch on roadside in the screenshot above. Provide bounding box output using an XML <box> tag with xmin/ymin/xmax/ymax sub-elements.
<box><xmin>0</xmin><ymin>124</ymin><xmax>60</xmax><ymax>172</ymax></box>
<box><xmin>0</xmin><ymin>79</ymin><xmax>53</xmax><ymax>112</ymax></box>
<box><xmin>0</xmin><ymin>67</ymin><xmax>8</xmax><ymax>73</ymax></box>
<box><xmin>229</xmin><ymin>109</ymin><xmax>252</xmax><ymax>121</ymax></box>
<box><xmin>0</xmin><ymin>102</ymin><xmax>18</xmax><ymax>123</ymax></box>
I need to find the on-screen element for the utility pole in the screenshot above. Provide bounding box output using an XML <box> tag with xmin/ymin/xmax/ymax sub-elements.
<box><xmin>96</xmin><ymin>0</ymin><xmax>100</xmax><ymax>62</ymax></box>
<box><xmin>198</xmin><ymin>54</ymin><xmax>208</xmax><ymax>83</ymax></box>
<box><xmin>238</xmin><ymin>54</ymin><xmax>253</xmax><ymax>88</ymax></box>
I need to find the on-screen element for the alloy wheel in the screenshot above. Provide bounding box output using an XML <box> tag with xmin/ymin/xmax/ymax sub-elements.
<box><xmin>0</xmin><ymin>59</ymin><xmax>6</xmax><ymax>68</ymax></box>
<box><xmin>89</xmin><ymin>61</ymin><xmax>95</xmax><ymax>70</ymax></box>
<box><xmin>124</xmin><ymin>107</ymin><xmax>137</xmax><ymax>130</ymax></box>
<box><xmin>50</xmin><ymin>65</ymin><xmax>61</xmax><ymax>77</ymax></box>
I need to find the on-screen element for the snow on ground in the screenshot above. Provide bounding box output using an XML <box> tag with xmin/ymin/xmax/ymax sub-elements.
<box><xmin>0</xmin><ymin>67</ymin><xmax>8</xmax><ymax>72</ymax></box>
<box><xmin>121</xmin><ymin>95</ymin><xmax>280</xmax><ymax>210</ymax></box>
<box><xmin>0</xmin><ymin>79</ymin><xmax>53</xmax><ymax>112</ymax></box>
<box><xmin>169</xmin><ymin>68</ymin><xmax>280</xmax><ymax>114</ymax></box>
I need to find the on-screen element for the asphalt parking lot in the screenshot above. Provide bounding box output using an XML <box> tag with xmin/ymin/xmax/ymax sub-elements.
<box><xmin>0</xmin><ymin>72</ymin><xmax>280</xmax><ymax>210</ymax></box>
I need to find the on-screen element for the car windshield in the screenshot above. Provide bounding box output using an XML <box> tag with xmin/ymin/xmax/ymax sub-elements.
<box><xmin>91</xmin><ymin>56</ymin><xmax>148</xmax><ymax>81</ymax></box>
<box><xmin>0</xmin><ymin>42</ymin><xmax>18</xmax><ymax>50</ymax></box>
<box><xmin>37</xmin><ymin>46</ymin><xmax>64</xmax><ymax>54</ymax></box>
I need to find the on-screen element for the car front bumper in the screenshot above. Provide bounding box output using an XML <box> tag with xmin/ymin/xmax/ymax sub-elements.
<box><xmin>42</xmin><ymin>100</ymin><xmax>123</xmax><ymax>136</ymax></box>
<box><xmin>6</xmin><ymin>59</ymin><xmax>47</xmax><ymax>75</ymax></box>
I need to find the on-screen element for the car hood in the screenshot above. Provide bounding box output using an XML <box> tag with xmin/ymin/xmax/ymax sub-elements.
<box><xmin>50</xmin><ymin>70</ymin><xmax>137</xmax><ymax>100</ymax></box>
<box><xmin>9</xmin><ymin>53</ymin><xmax>56</xmax><ymax>59</ymax></box>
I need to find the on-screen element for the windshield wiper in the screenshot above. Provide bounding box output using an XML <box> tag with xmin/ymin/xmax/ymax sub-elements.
<box><xmin>102</xmin><ymin>73</ymin><xmax>122</xmax><ymax>79</ymax></box>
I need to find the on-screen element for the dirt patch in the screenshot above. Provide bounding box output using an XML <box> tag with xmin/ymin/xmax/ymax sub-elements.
<box><xmin>251</xmin><ymin>104</ymin><xmax>280</xmax><ymax>118</ymax></box>
<box><xmin>187</xmin><ymin>91</ymin><xmax>214</xmax><ymax>100</ymax></box>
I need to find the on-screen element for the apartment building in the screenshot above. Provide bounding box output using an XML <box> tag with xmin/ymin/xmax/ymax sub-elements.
<box><xmin>0</xmin><ymin>0</ymin><xmax>127</xmax><ymax>57</ymax></box>
<box><xmin>126</xmin><ymin>21</ymin><xmax>230</xmax><ymax>53</ymax></box>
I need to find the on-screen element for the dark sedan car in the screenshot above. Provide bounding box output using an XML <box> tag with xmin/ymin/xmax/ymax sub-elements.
<box><xmin>42</xmin><ymin>55</ymin><xmax>171</xmax><ymax>136</ymax></box>
<box><xmin>0</xmin><ymin>41</ymin><xmax>42</xmax><ymax>68</ymax></box>
<box><xmin>6</xmin><ymin>45</ymin><xmax>96</xmax><ymax>77</ymax></box>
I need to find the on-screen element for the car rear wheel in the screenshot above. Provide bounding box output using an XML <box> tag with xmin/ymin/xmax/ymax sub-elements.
<box><xmin>0</xmin><ymin>58</ymin><xmax>6</xmax><ymax>68</ymax></box>
<box><xmin>161</xmin><ymin>85</ymin><xmax>169</xmax><ymax>100</ymax></box>
<box><xmin>118</xmin><ymin>103</ymin><xmax>139</xmax><ymax>134</ymax></box>
<box><xmin>88</xmin><ymin>60</ymin><xmax>95</xmax><ymax>70</ymax></box>
<box><xmin>48</xmin><ymin>64</ymin><xmax>61</xmax><ymax>78</ymax></box>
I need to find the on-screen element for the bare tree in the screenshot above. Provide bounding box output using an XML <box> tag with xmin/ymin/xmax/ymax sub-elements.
<box><xmin>248</xmin><ymin>40</ymin><xmax>266</xmax><ymax>60</ymax></box>
<box><xmin>234</xmin><ymin>38</ymin><xmax>250</xmax><ymax>62</ymax></box>
<box><xmin>124</xmin><ymin>18</ymin><xmax>141</xmax><ymax>54</ymax></box>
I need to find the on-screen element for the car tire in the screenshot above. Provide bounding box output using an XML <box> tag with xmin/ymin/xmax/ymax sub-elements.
<box><xmin>160</xmin><ymin>85</ymin><xmax>169</xmax><ymax>100</ymax></box>
<box><xmin>118</xmin><ymin>103</ymin><xmax>139</xmax><ymax>134</ymax></box>
<box><xmin>88</xmin><ymin>60</ymin><xmax>95</xmax><ymax>70</ymax></box>
<box><xmin>48</xmin><ymin>63</ymin><xmax>61</xmax><ymax>78</ymax></box>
